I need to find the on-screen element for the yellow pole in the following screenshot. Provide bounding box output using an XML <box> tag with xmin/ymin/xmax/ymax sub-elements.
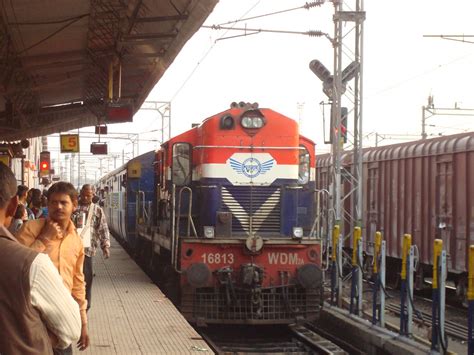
<box><xmin>332</xmin><ymin>225</ymin><xmax>340</xmax><ymax>262</ymax></box>
<box><xmin>352</xmin><ymin>226</ymin><xmax>362</xmax><ymax>266</ymax></box>
<box><xmin>432</xmin><ymin>239</ymin><xmax>443</xmax><ymax>289</ymax></box>
<box><xmin>373</xmin><ymin>231</ymin><xmax>382</xmax><ymax>274</ymax></box>
<box><xmin>401</xmin><ymin>234</ymin><xmax>412</xmax><ymax>280</ymax></box>
<box><xmin>468</xmin><ymin>245</ymin><xmax>474</xmax><ymax>301</ymax></box>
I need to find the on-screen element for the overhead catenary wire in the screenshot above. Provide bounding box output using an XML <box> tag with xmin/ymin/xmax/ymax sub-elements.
<box><xmin>203</xmin><ymin>24</ymin><xmax>331</xmax><ymax>41</ymax></box>
<box><xmin>216</xmin><ymin>1</ymin><xmax>326</xmax><ymax>26</ymax></box>
<box><xmin>170</xmin><ymin>1</ymin><xmax>329</xmax><ymax>102</ymax></box>
<box><xmin>169</xmin><ymin>0</ymin><xmax>262</xmax><ymax>101</ymax></box>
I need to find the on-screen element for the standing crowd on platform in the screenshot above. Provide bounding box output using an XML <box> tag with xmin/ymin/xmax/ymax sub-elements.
<box><xmin>0</xmin><ymin>162</ymin><xmax>111</xmax><ymax>354</ymax></box>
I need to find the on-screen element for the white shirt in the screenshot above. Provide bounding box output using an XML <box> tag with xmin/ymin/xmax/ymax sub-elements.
<box><xmin>29</xmin><ymin>253</ymin><xmax>82</xmax><ymax>349</ymax></box>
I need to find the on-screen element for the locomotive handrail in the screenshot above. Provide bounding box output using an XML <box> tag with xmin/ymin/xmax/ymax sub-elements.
<box><xmin>176</xmin><ymin>186</ymin><xmax>198</xmax><ymax>238</ymax></box>
<box><xmin>174</xmin><ymin>186</ymin><xmax>198</xmax><ymax>272</ymax></box>
<box><xmin>171</xmin><ymin>184</ymin><xmax>176</xmax><ymax>268</ymax></box>
<box><xmin>135</xmin><ymin>190</ymin><xmax>148</xmax><ymax>225</ymax></box>
<box><xmin>193</xmin><ymin>145</ymin><xmax>307</xmax><ymax>150</ymax></box>
<box><xmin>310</xmin><ymin>189</ymin><xmax>331</xmax><ymax>270</ymax></box>
<box><xmin>135</xmin><ymin>190</ymin><xmax>143</xmax><ymax>224</ymax></box>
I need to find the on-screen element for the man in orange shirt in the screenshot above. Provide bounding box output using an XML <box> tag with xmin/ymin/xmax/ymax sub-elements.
<box><xmin>16</xmin><ymin>182</ymin><xmax>89</xmax><ymax>353</ymax></box>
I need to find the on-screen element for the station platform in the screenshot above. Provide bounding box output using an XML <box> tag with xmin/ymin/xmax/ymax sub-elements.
<box><xmin>75</xmin><ymin>239</ymin><xmax>213</xmax><ymax>354</ymax></box>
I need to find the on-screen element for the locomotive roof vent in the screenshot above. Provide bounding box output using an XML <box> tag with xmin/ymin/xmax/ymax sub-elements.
<box><xmin>230</xmin><ymin>101</ymin><xmax>259</xmax><ymax>109</ymax></box>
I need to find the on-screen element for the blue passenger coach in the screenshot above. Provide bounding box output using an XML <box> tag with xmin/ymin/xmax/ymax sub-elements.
<box><xmin>98</xmin><ymin>150</ymin><xmax>155</xmax><ymax>248</ymax></box>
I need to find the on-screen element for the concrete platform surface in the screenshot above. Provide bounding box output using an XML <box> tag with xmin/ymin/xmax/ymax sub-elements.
<box><xmin>74</xmin><ymin>239</ymin><xmax>213</xmax><ymax>354</ymax></box>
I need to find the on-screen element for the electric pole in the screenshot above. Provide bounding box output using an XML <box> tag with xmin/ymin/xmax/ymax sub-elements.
<box><xmin>331</xmin><ymin>0</ymin><xmax>365</xmax><ymax>236</ymax></box>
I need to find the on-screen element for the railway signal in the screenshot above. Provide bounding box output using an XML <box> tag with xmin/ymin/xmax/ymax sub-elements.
<box><xmin>39</xmin><ymin>151</ymin><xmax>51</xmax><ymax>177</ymax></box>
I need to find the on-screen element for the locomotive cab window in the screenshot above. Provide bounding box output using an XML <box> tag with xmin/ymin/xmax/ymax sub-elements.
<box><xmin>172</xmin><ymin>143</ymin><xmax>192</xmax><ymax>186</ymax></box>
<box><xmin>298</xmin><ymin>146</ymin><xmax>310</xmax><ymax>185</ymax></box>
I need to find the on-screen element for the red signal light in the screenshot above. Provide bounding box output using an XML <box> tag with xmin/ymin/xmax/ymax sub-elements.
<box><xmin>39</xmin><ymin>151</ymin><xmax>51</xmax><ymax>177</ymax></box>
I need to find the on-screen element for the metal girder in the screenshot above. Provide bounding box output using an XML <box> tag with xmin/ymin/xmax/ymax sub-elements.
<box><xmin>121</xmin><ymin>31</ymin><xmax>177</xmax><ymax>40</ymax></box>
<box><xmin>83</xmin><ymin>0</ymin><xmax>123</xmax><ymax>120</ymax></box>
<box><xmin>19</xmin><ymin>50</ymin><xmax>86</xmax><ymax>63</ymax></box>
<box><xmin>135</xmin><ymin>14</ymin><xmax>189</xmax><ymax>23</ymax></box>
<box><xmin>330</xmin><ymin>0</ymin><xmax>364</xmax><ymax>238</ymax></box>
<box><xmin>0</xmin><ymin>0</ymin><xmax>219</xmax><ymax>141</ymax></box>
<box><xmin>0</xmin><ymin>15</ymin><xmax>40</xmax><ymax>131</ymax></box>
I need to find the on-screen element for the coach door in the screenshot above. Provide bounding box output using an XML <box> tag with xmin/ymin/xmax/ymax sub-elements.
<box><xmin>436</xmin><ymin>156</ymin><xmax>453</xmax><ymax>266</ymax></box>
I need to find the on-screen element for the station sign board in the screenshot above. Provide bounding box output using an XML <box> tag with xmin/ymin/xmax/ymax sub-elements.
<box><xmin>95</xmin><ymin>125</ymin><xmax>108</xmax><ymax>135</ymax></box>
<box><xmin>106</xmin><ymin>102</ymin><xmax>133</xmax><ymax>123</ymax></box>
<box><xmin>90</xmin><ymin>142</ymin><xmax>108</xmax><ymax>155</ymax></box>
<box><xmin>60</xmin><ymin>134</ymin><xmax>80</xmax><ymax>153</ymax></box>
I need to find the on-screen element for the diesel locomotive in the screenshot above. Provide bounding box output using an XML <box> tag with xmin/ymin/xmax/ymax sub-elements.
<box><xmin>98</xmin><ymin>102</ymin><xmax>324</xmax><ymax>324</ymax></box>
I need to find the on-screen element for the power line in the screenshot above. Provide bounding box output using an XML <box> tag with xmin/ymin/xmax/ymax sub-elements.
<box><xmin>203</xmin><ymin>25</ymin><xmax>330</xmax><ymax>40</ymax></box>
<box><xmin>216</xmin><ymin>1</ymin><xmax>325</xmax><ymax>26</ymax></box>
<box><xmin>169</xmin><ymin>1</ymin><xmax>262</xmax><ymax>101</ymax></box>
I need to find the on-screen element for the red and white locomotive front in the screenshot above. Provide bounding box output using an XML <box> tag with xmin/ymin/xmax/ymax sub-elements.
<box><xmin>173</xmin><ymin>103</ymin><xmax>322</xmax><ymax>324</ymax></box>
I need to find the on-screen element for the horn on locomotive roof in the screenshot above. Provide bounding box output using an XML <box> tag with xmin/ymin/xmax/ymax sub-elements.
<box><xmin>230</xmin><ymin>102</ymin><xmax>259</xmax><ymax>109</ymax></box>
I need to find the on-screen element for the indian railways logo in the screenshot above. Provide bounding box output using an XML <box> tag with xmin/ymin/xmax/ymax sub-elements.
<box><xmin>229</xmin><ymin>157</ymin><xmax>274</xmax><ymax>178</ymax></box>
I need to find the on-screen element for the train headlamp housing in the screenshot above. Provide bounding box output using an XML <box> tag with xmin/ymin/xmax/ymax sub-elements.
<box><xmin>240</xmin><ymin>110</ymin><xmax>265</xmax><ymax>129</ymax></box>
<box><xmin>241</xmin><ymin>116</ymin><xmax>264</xmax><ymax>128</ymax></box>
<box><xmin>203</xmin><ymin>226</ymin><xmax>215</xmax><ymax>238</ymax></box>
<box><xmin>292</xmin><ymin>227</ymin><xmax>303</xmax><ymax>239</ymax></box>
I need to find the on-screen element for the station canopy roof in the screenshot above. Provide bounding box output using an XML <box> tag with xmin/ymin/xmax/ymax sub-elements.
<box><xmin>0</xmin><ymin>0</ymin><xmax>218</xmax><ymax>141</ymax></box>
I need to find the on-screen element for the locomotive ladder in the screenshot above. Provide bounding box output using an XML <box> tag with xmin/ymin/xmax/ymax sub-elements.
<box><xmin>173</xmin><ymin>186</ymin><xmax>197</xmax><ymax>271</ymax></box>
<box><xmin>176</xmin><ymin>186</ymin><xmax>197</xmax><ymax>238</ymax></box>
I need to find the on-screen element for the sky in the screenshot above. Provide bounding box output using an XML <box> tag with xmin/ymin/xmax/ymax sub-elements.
<box><xmin>49</xmin><ymin>0</ymin><xmax>474</xmax><ymax>180</ymax></box>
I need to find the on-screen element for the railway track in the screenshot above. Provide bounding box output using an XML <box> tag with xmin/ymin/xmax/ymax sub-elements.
<box><xmin>386</xmin><ymin>303</ymin><xmax>468</xmax><ymax>341</ymax></box>
<box><xmin>199</xmin><ymin>324</ymin><xmax>349</xmax><ymax>354</ymax></box>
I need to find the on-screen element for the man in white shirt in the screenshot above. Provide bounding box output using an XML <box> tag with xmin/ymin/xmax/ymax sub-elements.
<box><xmin>0</xmin><ymin>163</ymin><xmax>81</xmax><ymax>354</ymax></box>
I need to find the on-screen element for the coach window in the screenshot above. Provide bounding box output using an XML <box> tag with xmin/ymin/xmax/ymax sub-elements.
<box><xmin>172</xmin><ymin>143</ymin><xmax>191</xmax><ymax>186</ymax></box>
<box><xmin>298</xmin><ymin>146</ymin><xmax>310</xmax><ymax>185</ymax></box>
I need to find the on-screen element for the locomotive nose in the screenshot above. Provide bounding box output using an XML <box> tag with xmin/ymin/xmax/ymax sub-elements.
<box><xmin>297</xmin><ymin>263</ymin><xmax>323</xmax><ymax>289</ymax></box>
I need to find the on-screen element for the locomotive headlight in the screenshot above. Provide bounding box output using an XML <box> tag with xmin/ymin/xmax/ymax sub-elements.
<box><xmin>203</xmin><ymin>226</ymin><xmax>215</xmax><ymax>238</ymax></box>
<box><xmin>292</xmin><ymin>227</ymin><xmax>303</xmax><ymax>239</ymax></box>
<box><xmin>241</xmin><ymin>116</ymin><xmax>253</xmax><ymax>128</ymax></box>
<box><xmin>241</xmin><ymin>115</ymin><xmax>264</xmax><ymax>129</ymax></box>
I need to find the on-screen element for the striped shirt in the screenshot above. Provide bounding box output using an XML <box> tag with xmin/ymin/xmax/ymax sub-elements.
<box><xmin>73</xmin><ymin>203</ymin><xmax>110</xmax><ymax>258</ymax></box>
<box><xmin>16</xmin><ymin>219</ymin><xmax>88</xmax><ymax>325</ymax></box>
<box><xmin>30</xmin><ymin>253</ymin><xmax>82</xmax><ymax>349</ymax></box>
